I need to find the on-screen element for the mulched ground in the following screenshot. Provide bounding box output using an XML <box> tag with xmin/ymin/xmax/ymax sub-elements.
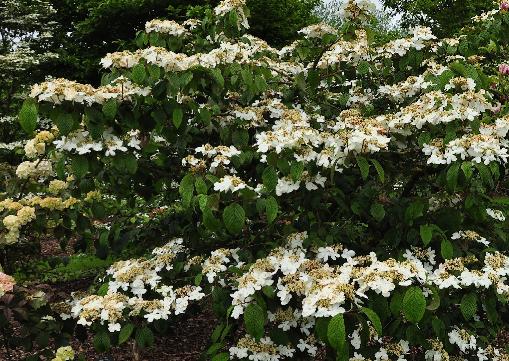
<box><xmin>1</xmin><ymin>239</ymin><xmax>218</xmax><ymax>361</ymax></box>
<box><xmin>74</xmin><ymin>307</ymin><xmax>217</xmax><ymax>361</ymax></box>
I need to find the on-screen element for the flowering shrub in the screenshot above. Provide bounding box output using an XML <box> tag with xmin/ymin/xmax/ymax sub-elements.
<box><xmin>4</xmin><ymin>0</ymin><xmax>509</xmax><ymax>359</ymax></box>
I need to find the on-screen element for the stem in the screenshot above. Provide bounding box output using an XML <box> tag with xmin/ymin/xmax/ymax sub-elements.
<box><xmin>132</xmin><ymin>340</ymin><xmax>141</xmax><ymax>361</ymax></box>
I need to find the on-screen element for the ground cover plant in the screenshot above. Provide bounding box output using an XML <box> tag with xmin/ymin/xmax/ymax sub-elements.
<box><xmin>2</xmin><ymin>0</ymin><xmax>509</xmax><ymax>360</ymax></box>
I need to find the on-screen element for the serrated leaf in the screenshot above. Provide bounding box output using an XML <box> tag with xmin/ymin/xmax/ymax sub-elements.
<box><xmin>203</xmin><ymin>208</ymin><xmax>221</xmax><ymax>232</ymax></box>
<box><xmin>118</xmin><ymin>323</ymin><xmax>135</xmax><ymax>344</ymax></box>
<box><xmin>102</xmin><ymin>99</ymin><xmax>117</xmax><ymax>120</ymax></box>
<box><xmin>460</xmin><ymin>293</ymin><xmax>477</xmax><ymax>320</ymax></box>
<box><xmin>262</xmin><ymin>166</ymin><xmax>278</xmax><ymax>192</ymax></box>
<box><xmin>327</xmin><ymin>313</ymin><xmax>346</xmax><ymax>350</ymax></box>
<box><xmin>135</xmin><ymin>327</ymin><xmax>154</xmax><ymax>349</ymax></box>
<box><xmin>265</xmin><ymin>196</ymin><xmax>278</xmax><ymax>223</ymax></box>
<box><xmin>210</xmin><ymin>68</ymin><xmax>225</xmax><ymax>87</ymax></box>
<box><xmin>179</xmin><ymin>174</ymin><xmax>194</xmax><ymax>208</ymax></box>
<box><xmin>223</xmin><ymin>203</ymin><xmax>245</xmax><ymax>235</ymax></box>
<box><xmin>356</xmin><ymin>156</ymin><xmax>370</xmax><ymax>180</ymax></box>
<box><xmin>93</xmin><ymin>330</ymin><xmax>111</xmax><ymax>352</ymax></box>
<box><xmin>475</xmin><ymin>163</ymin><xmax>493</xmax><ymax>188</ymax></box>
<box><xmin>461</xmin><ymin>162</ymin><xmax>473</xmax><ymax>180</ymax></box>
<box><xmin>446</xmin><ymin>163</ymin><xmax>460</xmax><ymax>192</ymax></box>
<box><xmin>173</xmin><ymin>107</ymin><xmax>184</xmax><ymax>128</ymax></box>
<box><xmin>19</xmin><ymin>99</ymin><xmax>38</xmax><ymax>134</ymax></box>
<box><xmin>195</xmin><ymin>177</ymin><xmax>208</xmax><ymax>195</ymax></box>
<box><xmin>244</xmin><ymin>303</ymin><xmax>265</xmax><ymax>340</ymax></box>
<box><xmin>71</xmin><ymin>156</ymin><xmax>89</xmax><ymax>179</ymax></box>
<box><xmin>390</xmin><ymin>292</ymin><xmax>403</xmax><ymax>316</ymax></box>
<box><xmin>53</xmin><ymin>112</ymin><xmax>75</xmax><ymax>136</ymax></box>
<box><xmin>314</xmin><ymin>318</ymin><xmax>329</xmax><ymax>343</ymax></box>
<box><xmin>426</xmin><ymin>286</ymin><xmax>441</xmax><ymax>311</ymax></box>
<box><xmin>370</xmin><ymin>159</ymin><xmax>385</xmax><ymax>183</ymax></box>
<box><xmin>370</xmin><ymin>203</ymin><xmax>385</xmax><ymax>222</ymax></box>
<box><xmin>361</xmin><ymin>307</ymin><xmax>382</xmax><ymax>335</ymax></box>
<box><xmin>402</xmin><ymin>287</ymin><xmax>426</xmax><ymax>324</ymax></box>
<box><xmin>420</xmin><ymin>224</ymin><xmax>433</xmax><ymax>246</ymax></box>
<box><xmin>441</xmin><ymin>239</ymin><xmax>454</xmax><ymax>259</ymax></box>
<box><xmin>290</xmin><ymin>162</ymin><xmax>304</xmax><ymax>182</ymax></box>
<box><xmin>131</xmin><ymin>63</ymin><xmax>146</xmax><ymax>83</ymax></box>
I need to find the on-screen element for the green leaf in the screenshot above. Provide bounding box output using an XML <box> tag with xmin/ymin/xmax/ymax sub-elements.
<box><xmin>53</xmin><ymin>112</ymin><xmax>75</xmax><ymax>136</ymax></box>
<box><xmin>203</xmin><ymin>208</ymin><xmax>221</xmax><ymax>232</ymax></box>
<box><xmin>265</xmin><ymin>196</ymin><xmax>278</xmax><ymax>224</ymax></box>
<box><xmin>19</xmin><ymin>99</ymin><xmax>38</xmax><ymax>134</ymax></box>
<box><xmin>370</xmin><ymin>203</ymin><xmax>385</xmax><ymax>222</ymax></box>
<box><xmin>179</xmin><ymin>174</ymin><xmax>194</xmax><ymax>208</ymax></box>
<box><xmin>314</xmin><ymin>318</ymin><xmax>329</xmax><ymax>343</ymax></box>
<box><xmin>357</xmin><ymin>60</ymin><xmax>371</xmax><ymax>75</ymax></box>
<box><xmin>262</xmin><ymin>166</ymin><xmax>278</xmax><ymax>192</ymax></box>
<box><xmin>361</xmin><ymin>307</ymin><xmax>382</xmax><ymax>335</ymax></box>
<box><xmin>195</xmin><ymin>177</ymin><xmax>208</xmax><ymax>195</ymax></box>
<box><xmin>426</xmin><ymin>286</ymin><xmax>441</xmax><ymax>311</ymax></box>
<box><xmin>223</xmin><ymin>203</ymin><xmax>245</xmax><ymax>235</ymax></box>
<box><xmin>370</xmin><ymin>159</ymin><xmax>385</xmax><ymax>183</ymax></box>
<box><xmin>420</xmin><ymin>224</ymin><xmax>433</xmax><ymax>246</ymax></box>
<box><xmin>118</xmin><ymin>323</ymin><xmax>135</xmax><ymax>344</ymax></box>
<box><xmin>71</xmin><ymin>156</ymin><xmax>89</xmax><ymax>179</ymax></box>
<box><xmin>327</xmin><ymin>313</ymin><xmax>346</xmax><ymax>350</ymax></box>
<box><xmin>404</xmin><ymin>201</ymin><xmax>424</xmax><ymax>224</ymax></box>
<box><xmin>210</xmin><ymin>68</ymin><xmax>225</xmax><ymax>87</ymax></box>
<box><xmin>93</xmin><ymin>330</ymin><xmax>111</xmax><ymax>352</ymax></box>
<box><xmin>102</xmin><ymin>99</ymin><xmax>117</xmax><ymax>120</ymax></box>
<box><xmin>475</xmin><ymin>163</ymin><xmax>494</xmax><ymax>188</ymax></box>
<box><xmin>461</xmin><ymin>162</ymin><xmax>473</xmax><ymax>181</ymax></box>
<box><xmin>441</xmin><ymin>239</ymin><xmax>454</xmax><ymax>259</ymax></box>
<box><xmin>390</xmin><ymin>291</ymin><xmax>403</xmax><ymax>316</ymax></box>
<box><xmin>131</xmin><ymin>63</ymin><xmax>146</xmax><ymax>83</ymax></box>
<box><xmin>446</xmin><ymin>163</ymin><xmax>460</xmax><ymax>192</ymax></box>
<box><xmin>135</xmin><ymin>327</ymin><xmax>154</xmax><ymax>349</ymax></box>
<box><xmin>290</xmin><ymin>162</ymin><xmax>304</xmax><ymax>182</ymax></box>
<box><xmin>211</xmin><ymin>353</ymin><xmax>229</xmax><ymax>361</ymax></box>
<box><xmin>402</xmin><ymin>287</ymin><xmax>426</xmax><ymax>324</ymax></box>
<box><xmin>356</xmin><ymin>156</ymin><xmax>370</xmax><ymax>180</ymax></box>
<box><xmin>244</xmin><ymin>303</ymin><xmax>265</xmax><ymax>340</ymax></box>
<box><xmin>173</xmin><ymin>107</ymin><xmax>184</xmax><ymax>128</ymax></box>
<box><xmin>460</xmin><ymin>293</ymin><xmax>477</xmax><ymax>320</ymax></box>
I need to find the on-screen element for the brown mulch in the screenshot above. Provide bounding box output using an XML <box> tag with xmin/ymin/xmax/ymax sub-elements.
<box><xmin>0</xmin><ymin>307</ymin><xmax>217</xmax><ymax>361</ymax></box>
<box><xmin>74</xmin><ymin>307</ymin><xmax>217</xmax><ymax>361</ymax></box>
<box><xmin>1</xmin><ymin>239</ymin><xmax>218</xmax><ymax>361</ymax></box>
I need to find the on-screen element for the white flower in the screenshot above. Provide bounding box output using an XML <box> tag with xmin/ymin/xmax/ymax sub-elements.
<box><xmin>487</xmin><ymin>208</ymin><xmax>505</xmax><ymax>221</ymax></box>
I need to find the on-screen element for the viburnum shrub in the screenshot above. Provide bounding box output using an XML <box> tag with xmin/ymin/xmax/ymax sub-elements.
<box><xmin>2</xmin><ymin>0</ymin><xmax>509</xmax><ymax>359</ymax></box>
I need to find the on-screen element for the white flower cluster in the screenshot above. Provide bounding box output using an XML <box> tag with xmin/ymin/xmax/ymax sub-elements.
<box><xmin>30</xmin><ymin>77</ymin><xmax>150</xmax><ymax>105</ymax></box>
<box><xmin>16</xmin><ymin>160</ymin><xmax>53</xmax><ymax>179</ymax></box>
<box><xmin>298</xmin><ymin>23</ymin><xmax>338</xmax><ymax>39</ymax></box>
<box><xmin>377</xmin><ymin>27</ymin><xmax>436</xmax><ymax>57</ymax></box>
<box><xmin>378</xmin><ymin>75</ymin><xmax>432</xmax><ymax>103</ymax></box>
<box><xmin>68</xmin><ymin>238</ymin><xmax>205</xmax><ymax>332</ymax></box>
<box><xmin>423</xmin><ymin>117</ymin><xmax>509</xmax><ymax>165</ymax></box>
<box><xmin>184</xmin><ymin>144</ymin><xmax>242</xmax><ymax>174</ymax></box>
<box><xmin>451</xmin><ymin>230</ymin><xmax>489</xmax><ymax>246</ymax></box>
<box><xmin>101</xmin><ymin>38</ymin><xmax>277</xmax><ymax>71</ymax></box>
<box><xmin>214</xmin><ymin>0</ymin><xmax>249</xmax><ymax>29</ymax></box>
<box><xmin>190</xmin><ymin>232</ymin><xmax>509</xmax><ymax>360</ymax></box>
<box><xmin>230</xmin><ymin>336</ymin><xmax>295</xmax><ymax>361</ymax></box>
<box><xmin>24</xmin><ymin>130</ymin><xmax>55</xmax><ymax>158</ymax></box>
<box><xmin>53</xmin><ymin>128</ymin><xmax>141</xmax><ymax>156</ymax></box>
<box><xmin>487</xmin><ymin>208</ymin><xmax>506</xmax><ymax>222</ymax></box>
<box><xmin>338</xmin><ymin>0</ymin><xmax>377</xmax><ymax>23</ymax></box>
<box><xmin>145</xmin><ymin>19</ymin><xmax>189</xmax><ymax>37</ymax></box>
